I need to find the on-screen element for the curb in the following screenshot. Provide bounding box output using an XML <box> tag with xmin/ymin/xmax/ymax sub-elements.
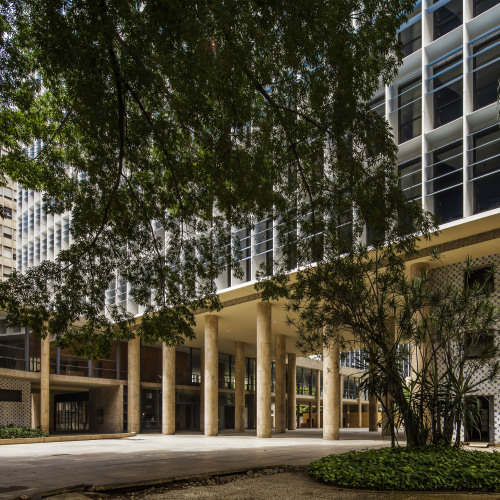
<box><xmin>9</xmin><ymin>466</ymin><xmax>305</xmax><ymax>499</ymax></box>
<box><xmin>0</xmin><ymin>433</ymin><xmax>135</xmax><ymax>446</ymax></box>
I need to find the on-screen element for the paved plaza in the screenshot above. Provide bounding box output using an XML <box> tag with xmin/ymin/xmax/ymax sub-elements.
<box><xmin>0</xmin><ymin>428</ymin><xmax>396</xmax><ymax>499</ymax></box>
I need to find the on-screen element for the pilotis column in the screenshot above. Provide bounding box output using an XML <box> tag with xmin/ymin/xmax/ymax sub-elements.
<box><xmin>40</xmin><ymin>334</ymin><xmax>50</xmax><ymax>433</ymax></box>
<box><xmin>274</xmin><ymin>334</ymin><xmax>286</xmax><ymax>433</ymax></box>
<box><xmin>204</xmin><ymin>315</ymin><xmax>218</xmax><ymax>436</ymax></box>
<box><xmin>128</xmin><ymin>336</ymin><xmax>141</xmax><ymax>433</ymax></box>
<box><xmin>316</xmin><ymin>369</ymin><xmax>321</xmax><ymax>428</ymax></box>
<box><xmin>287</xmin><ymin>353</ymin><xmax>296</xmax><ymax>430</ymax></box>
<box><xmin>256</xmin><ymin>302</ymin><xmax>272</xmax><ymax>438</ymax></box>
<box><xmin>162</xmin><ymin>344</ymin><xmax>176</xmax><ymax>435</ymax></box>
<box><xmin>369</xmin><ymin>394</ymin><xmax>379</xmax><ymax>431</ymax></box>
<box><xmin>323</xmin><ymin>336</ymin><xmax>340</xmax><ymax>440</ymax></box>
<box><xmin>308</xmin><ymin>401</ymin><xmax>312</xmax><ymax>428</ymax></box>
<box><xmin>358</xmin><ymin>388</ymin><xmax>363</xmax><ymax>428</ymax></box>
<box><xmin>235</xmin><ymin>341</ymin><xmax>245</xmax><ymax>432</ymax></box>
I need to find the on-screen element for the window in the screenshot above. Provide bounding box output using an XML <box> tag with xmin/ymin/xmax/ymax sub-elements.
<box><xmin>465</xmin><ymin>266</ymin><xmax>495</xmax><ymax>293</ymax></box>
<box><xmin>469</xmin><ymin>124</ymin><xmax>500</xmax><ymax>214</ymax></box>
<box><xmin>397</xmin><ymin>76</ymin><xmax>422</xmax><ymax>143</ymax></box>
<box><xmin>0</xmin><ymin>389</ymin><xmax>22</xmax><ymax>402</ymax></box>
<box><xmin>3</xmin><ymin>187</ymin><xmax>12</xmax><ymax>199</ymax></box>
<box><xmin>427</xmin><ymin>139</ymin><xmax>463</xmax><ymax>223</ymax></box>
<box><xmin>235</xmin><ymin>228</ymin><xmax>251</xmax><ymax>282</ymax></box>
<box><xmin>471</xmin><ymin>32</ymin><xmax>500</xmax><ymax>110</ymax></box>
<box><xmin>429</xmin><ymin>51</ymin><xmax>463</xmax><ymax>128</ymax></box>
<box><xmin>3</xmin><ymin>226</ymin><xmax>11</xmax><ymax>239</ymax></box>
<box><xmin>398</xmin><ymin>156</ymin><xmax>422</xmax><ymax>202</ymax></box>
<box><xmin>3</xmin><ymin>206</ymin><xmax>12</xmax><ymax>219</ymax></box>
<box><xmin>3</xmin><ymin>266</ymin><xmax>11</xmax><ymax>277</ymax></box>
<box><xmin>398</xmin><ymin>4</ymin><xmax>422</xmax><ymax>57</ymax></box>
<box><xmin>368</xmin><ymin>93</ymin><xmax>385</xmax><ymax>118</ymax></box>
<box><xmin>3</xmin><ymin>246</ymin><xmax>12</xmax><ymax>259</ymax></box>
<box><xmin>474</xmin><ymin>0</ymin><xmax>500</xmax><ymax>16</ymax></box>
<box><xmin>432</xmin><ymin>0</ymin><xmax>462</xmax><ymax>40</ymax></box>
<box><xmin>466</xmin><ymin>332</ymin><xmax>495</xmax><ymax>359</ymax></box>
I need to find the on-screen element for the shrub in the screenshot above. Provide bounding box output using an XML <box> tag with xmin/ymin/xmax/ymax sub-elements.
<box><xmin>308</xmin><ymin>446</ymin><xmax>500</xmax><ymax>492</ymax></box>
<box><xmin>0</xmin><ymin>424</ymin><xmax>48</xmax><ymax>439</ymax></box>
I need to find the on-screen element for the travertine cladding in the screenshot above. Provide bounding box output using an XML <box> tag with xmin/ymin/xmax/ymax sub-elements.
<box><xmin>0</xmin><ymin>378</ymin><xmax>31</xmax><ymax>427</ymax></box>
<box><xmin>430</xmin><ymin>253</ymin><xmax>500</xmax><ymax>443</ymax></box>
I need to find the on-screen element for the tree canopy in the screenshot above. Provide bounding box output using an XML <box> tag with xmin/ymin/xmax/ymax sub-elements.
<box><xmin>0</xmin><ymin>0</ymin><xmax>417</xmax><ymax>356</ymax></box>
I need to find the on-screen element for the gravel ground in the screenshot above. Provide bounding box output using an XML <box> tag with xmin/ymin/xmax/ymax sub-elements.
<box><xmin>103</xmin><ymin>470</ymin><xmax>500</xmax><ymax>500</ymax></box>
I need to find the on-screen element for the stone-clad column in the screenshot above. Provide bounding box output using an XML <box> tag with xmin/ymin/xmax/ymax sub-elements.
<box><xmin>40</xmin><ymin>334</ymin><xmax>50</xmax><ymax>433</ymax></box>
<box><xmin>369</xmin><ymin>393</ymin><xmax>378</xmax><ymax>431</ymax></box>
<box><xmin>204</xmin><ymin>315</ymin><xmax>218</xmax><ymax>436</ymax></box>
<box><xmin>256</xmin><ymin>302</ymin><xmax>272</xmax><ymax>438</ymax></box>
<box><xmin>274</xmin><ymin>334</ymin><xmax>286</xmax><ymax>433</ymax></box>
<box><xmin>287</xmin><ymin>353</ymin><xmax>297</xmax><ymax>430</ymax></box>
<box><xmin>339</xmin><ymin>374</ymin><xmax>343</xmax><ymax>428</ymax></box>
<box><xmin>316</xmin><ymin>369</ymin><xmax>321</xmax><ymax>428</ymax></box>
<box><xmin>323</xmin><ymin>336</ymin><xmax>340</xmax><ymax>440</ymax></box>
<box><xmin>200</xmin><ymin>349</ymin><xmax>204</xmax><ymax>432</ymax></box>
<box><xmin>162</xmin><ymin>344</ymin><xmax>176</xmax><ymax>435</ymax></box>
<box><xmin>128</xmin><ymin>336</ymin><xmax>141</xmax><ymax>433</ymax></box>
<box><xmin>358</xmin><ymin>388</ymin><xmax>363</xmax><ymax>428</ymax></box>
<box><xmin>235</xmin><ymin>341</ymin><xmax>245</xmax><ymax>432</ymax></box>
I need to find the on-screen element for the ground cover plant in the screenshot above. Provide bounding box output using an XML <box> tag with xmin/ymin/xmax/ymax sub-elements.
<box><xmin>308</xmin><ymin>446</ymin><xmax>500</xmax><ymax>492</ymax></box>
<box><xmin>0</xmin><ymin>424</ymin><xmax>48</xmax><ymax>439</ymax></box>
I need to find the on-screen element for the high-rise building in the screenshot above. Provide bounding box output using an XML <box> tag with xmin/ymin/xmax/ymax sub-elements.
<box><xmin>1</xmin><ymin>0</ymin><xmax>499</xmax><ymax>443</ymax></box>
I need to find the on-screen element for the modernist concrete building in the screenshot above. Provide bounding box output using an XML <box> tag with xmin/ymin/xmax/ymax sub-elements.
<box><xmin>1</xmin><ymin>0</ymin><xmax>500</xmax><ymax>444</ymax></box>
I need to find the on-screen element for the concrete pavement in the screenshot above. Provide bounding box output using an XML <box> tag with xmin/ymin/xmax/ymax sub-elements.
<box><xmin>0</xmin><ymin>428</ymin><xmax>394</xmax><ymax>499</ymax></box>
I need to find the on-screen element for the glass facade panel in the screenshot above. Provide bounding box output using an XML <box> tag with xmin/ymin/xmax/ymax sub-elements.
<box><xmin>59</xmin><ymin>347</ymin><xmax>89</xmax><ymax>377</ymax></box>
<box><xmin>472</xmin><ymin>33</ymin><xmax>500</xmax><ymax>110</ymax></box>
<box><xmin>470</xmin><ymin>125</ymin><xmax>500</xmax><ymax>214</ymax></box>
<box><xmin>397</xmin><ymin>76</ymin><xmax>422</xmax><ymax>143</ymax></box>
<box><xmin>218</xmin><ymin>352</ymin><xmax>235</xmax><ymax>389</ymax></box>
<box><xmin>140</xmin><ymin>343</ymin><xmax>162</xmax><ymax>383</ymax></box>
<box><xmin>245</xmin><ymin>357</ymin><xmax>256</xmax><ymax>391</ymax></box>
<box><xmin>431</xmin><ymin>52</ymin><xmax>463</xmax><ymax>128</ymax></box>
<box><xmin>368</xmin><ymin>93</ymin><xmax>385</xmax><ymax>118</ymax></box>
<box><xmin>399</xmin><ymin>6</ymin><xmax>422</xmax><ymax>57</ymax></box>
<box><xmin>474</xmin><ymin>0</ymin><xmax>500</xmax><ymax>16</ymax></box>
<box><xmin>433</xmin><ymin>0</ymin><xmax>462</xmax><ymax>40</ymax></box>
<box><xmin>427</xmin><ymin>139</ymin><xmax>463</xmax><ymax>223</ymax></box>
<box><xmin>343</xmin><ymin>376</ymin><xmax>359</xmax><ymax>399</ymax></box>
<box><xmin>399</xmin><ymin>156</ymin><xmax>422</xmax><ymax>201</ymax></box>
<box><xmin>175</xmin><ymin>346</ymin><xmax>201</xmax><ymax>386</ymax></box>
<box><xmin>0</xmin><ymin>326</ymin><xmax>25</xmax><ymax>371</ymax></box>
<box><xmin>140</xmin><ymin>388</ymin><xmax>162</xmax><ymax>432</ymax></box>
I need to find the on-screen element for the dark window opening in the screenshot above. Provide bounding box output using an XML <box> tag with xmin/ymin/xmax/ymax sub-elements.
<box><xmin>398</xmin><ymin>77</ymin><xmax>422</xmax><ymax>143</ymax></box>
<box><xmin>368</xmin><ymin>93</ymin><xmax>385</xmax><ymax>118</ymax></box>
<box><xmin>427</xmin><ymin>140</ymin><xmax>463</xmax><ymax>223</ymax></box>
<box><xmin>0</xmin><ymin>389</ymin><xmax>22</xmax><ymax>402</ymax></box>
<box><xmin>466</xmin><ymin>332</ymin><xmax>495</xmax><ymax>359</ymax></box>
<box><xmin>465</xmin><ymin>266</ymin><xmax>495</xmax><ymax>293</ymax></box>
<box><xmin>470</xmin><ymin>124</ymin><xmax>500</xmax><ymax>214</ymax></box>
<box><xmin>398</xmin><ymin>8</ymin><xmax>422</xmax><ymax>57</ymax></box>
<box><xmin>433</xmin><ymin>0</ymin><xmax>462</xmax><ymax>40</ymax></box>
<box><xmin>474</xmin><ymin>0</ymin><xmax>500</xmax><ymax>16</ymax></box>
<box><xmin>431</xmin><ymin>53</ymin><xmax>463</xmax><ymax>128</ymax></box>
<box><xmin>472</xmin><ymin>33</ymin><xmax>500</xmax><ymax>110</ymax></box>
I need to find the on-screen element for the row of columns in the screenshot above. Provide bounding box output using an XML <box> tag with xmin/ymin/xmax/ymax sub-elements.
<box><xmin>38</xmin><ymin>307</ymin><xmax>377</xmax><ymax>438</ymax></box>
<box><xmin>122</xmin><ymin>302</ymin><xmax>377</xmax><ymax>439</ymax></box>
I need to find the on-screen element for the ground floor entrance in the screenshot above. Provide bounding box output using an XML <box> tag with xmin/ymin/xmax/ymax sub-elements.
<box><xmin>54</xmin><ymin>391</ymin><xmax>89</xmax><ymax>433</ymax></box>
<box><xmin>465</xmin><ymin>395</ymin><xmax>494</xmax><ymax>443</ymax></box>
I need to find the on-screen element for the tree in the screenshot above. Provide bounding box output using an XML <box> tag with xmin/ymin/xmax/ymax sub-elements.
<box><xmin>0</xmin><ymin>0</ymin><xmax>417</xmax><ymax>356</ymax></box>
<box><xmin>408</xmin><ymin>260</ymin><xmax>500</xmax><ymax>447</ymax></box>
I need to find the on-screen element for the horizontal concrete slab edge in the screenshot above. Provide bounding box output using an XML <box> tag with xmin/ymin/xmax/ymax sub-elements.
<box><xmin>90</xmin><ymin>465</ymin><xmax>298</xmax><ymax>492</ymax></box>
<box><xmin>0</xmin><ymin>432</ymin><xmax>135</xmax><ymax>445</ymax></box>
